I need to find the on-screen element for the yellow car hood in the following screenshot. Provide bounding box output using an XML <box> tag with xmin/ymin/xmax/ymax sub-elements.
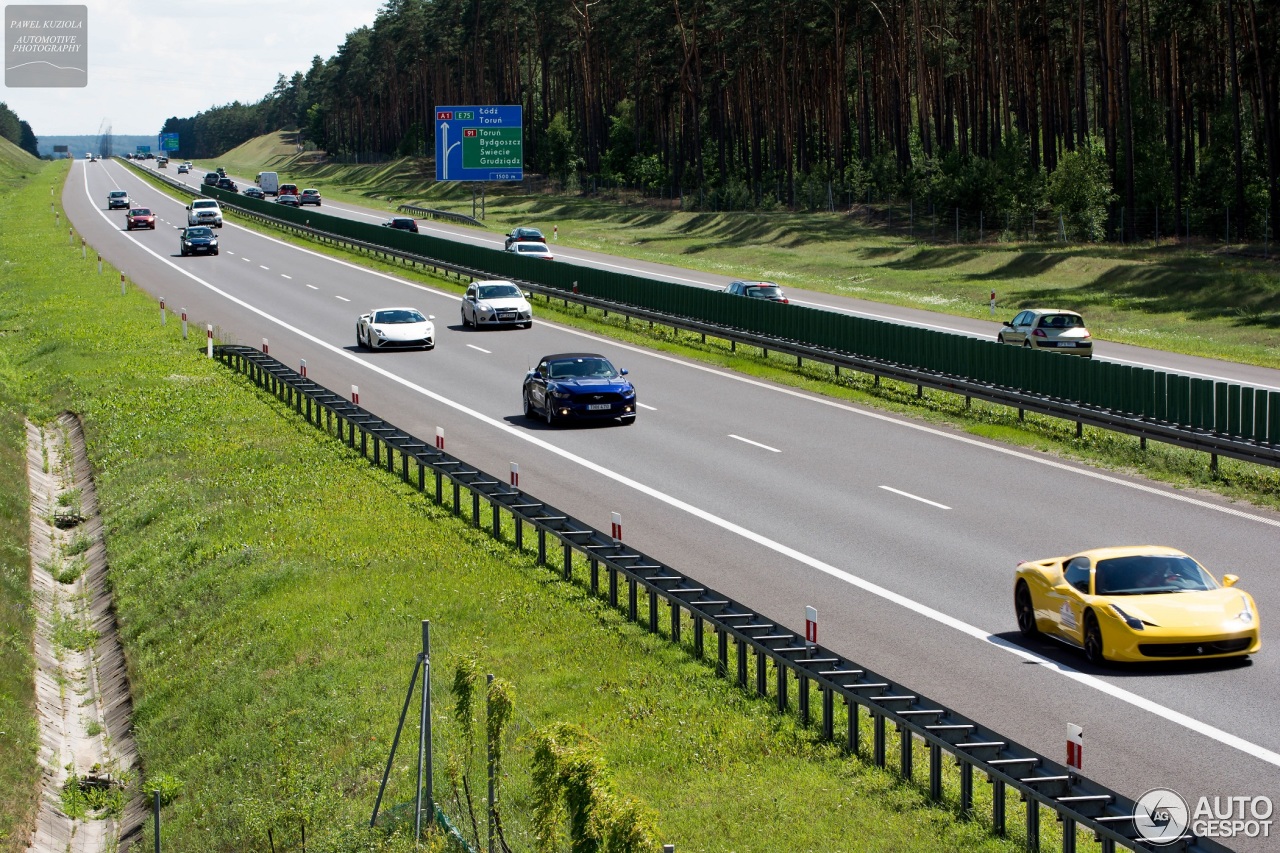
<box><xmin>1109</xmin><ymin>588</ymin><xmax>1252</xmax><ymax>628</ymax></box>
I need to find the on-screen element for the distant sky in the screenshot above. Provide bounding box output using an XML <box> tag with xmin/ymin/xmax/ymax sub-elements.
<box><xmin>3</xmin><ymin>0</ymin><xmax>386</xmax><ymax>136</ymax></box>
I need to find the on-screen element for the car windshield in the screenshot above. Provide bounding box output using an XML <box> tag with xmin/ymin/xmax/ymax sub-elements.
<box><xmin>193</xmin><ymin>201</ymin><xmax>216</xmax><ymax>209</ymax></box>
<box><xmin>547</xmin><ymin>357</ymin><xmax>617</xmax><ymax>379</ymax></box>
<box><xmin>185</xmin><ymin>228</ymin><xmax>212</xmax><ymax>238</ymax></box>
<box><xmin>479</xmin><ymin>285</ymin><xmax>520</xmax><ymax>299</ymax></box>
<box><xmin>516</xmin><ymin>243</ymin><xmax>548</xmax><ymax>253</ymax></box>
<box><xmin>1093</xmin><ymin>555</ymin><xmax>1218</xmax><ymax>595</ymax></box>
<box><xmin>129</xmin><ymin>209</ymin><xmax>151</xmax><ymax>216</ymax></box>
<box><xmin>109</xmin><ymin>191</ymin><xmax>126</xmax><ymax>198</ymax></box>
<box><xmin>1039</xmin><ymin>314</ymin><xmax>1084</xmax><ymax>329</ymax></box>
<box><xmin>745</xmin><ymin>285</ymin><xmax>783</xmax><ymax>298</ymax></box>
<box><xmin>373</xmin><ymin>309</ymin><xmax>426</xmax><ymax>324</ymax></box>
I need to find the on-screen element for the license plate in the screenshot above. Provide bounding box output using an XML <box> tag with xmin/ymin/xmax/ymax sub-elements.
<box><xmin>1058</xmin><ymin>342</ymin><xmax>1077</xmax><ymax>347</ymax></box>
<box><xmin>586</xmin><ymin>404</ymin><xmax>611</xmax><ymax>411</ymax></box>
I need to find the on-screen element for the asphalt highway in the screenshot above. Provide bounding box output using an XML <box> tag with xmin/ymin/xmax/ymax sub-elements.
<box><xmin>150</xmin><ymin>158</ymin><xmax>1280</xmax><ymax>392</ymax></box>
<box><xmin>78</xmin><ymin>159</ymin><xmax>1279</xmax><ymax>849</ymax></box>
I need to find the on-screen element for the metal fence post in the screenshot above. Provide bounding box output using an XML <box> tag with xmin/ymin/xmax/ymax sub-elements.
<box><xmin>414</xmin><ymin>620</ymin><xmax>433</xmax><ymax>840</ymax></box>
<box><xmin>487</xmin><ymin>674</ymin><xmax>495</xmax><ymax>853</ymax></box>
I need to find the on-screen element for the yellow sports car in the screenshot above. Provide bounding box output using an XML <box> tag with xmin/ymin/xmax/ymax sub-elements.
<box><xmin>1014</xmin><ymin>546</ymin><xmax>1260</xmax><ymax>663</ymax></box>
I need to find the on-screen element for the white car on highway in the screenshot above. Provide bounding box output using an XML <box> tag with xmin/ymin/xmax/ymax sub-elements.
<box><xmin>461</xmin><ymin>280</ymin><xmax>533</xmax><ymax>329</ymax></box>
<box><xmin>356</xmin><ymin>307</ymin><xmax>436</xmax><ymax>351</ymax></box>
<box><xmin>186</xmin><ymin>199</ymin><xmax>223</xmax><ymax>228</ymax></box>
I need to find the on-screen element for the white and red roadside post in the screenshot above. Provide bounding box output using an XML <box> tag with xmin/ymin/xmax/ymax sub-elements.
<box><xmin>262</xmin><ymin>337</ymin><xmax>269</xmax><ymax>355</ymax></box>
<box><xmin>610</xmin><ymin>512</ymin><xmax>622</xmax><ymax>542</ymax></box>
<box><xmin>181</xmin><ymin>309</ymin><xmax>188</xmax><ymax>340</ymax></box>
<box><xmin>805</xmin><ymin>606</ymin><xmax>818</xmax><ymax>651</ymax></box>
<box><xmin>989</xmin><ymin>290</ymin><xmax>997</xmax><ymax>316</ymax></box>
<box><xmin>81</xmin><ymin>237</ymin><xmax>86</xmax><ymax>259</ymax></box>
<box><xmin>206</xmin><ymin>324</ymin><xmax>213</xmax><ymax>358</ymax></box>
<box><xmin>351</xmin><ymin>385</ymin><xmax>360</xmax><ymax>405</ymax></box>
<box><xmin>97</xmin><ymin>253</ymin><xmax>102</xmax><ymax>275</ymax></box>
<box><xmin>68</xmin><ymin>227</ymin><xmax>73</xmax><ymax>245</ymax></box>
<box><xmin>553</xmin><ymin>224</ymin><xmax>558</xmax><ymax>241</ymax></box>
<box><xmin>1067</xmin><ymin>723</ymin><xmax>1083</xmax><ymax>770</ymax></box>
<box><xmin>160</xmin><ymin>297</ymin><xmax>166</xmax><ymax>325</ymax></box>
<box><xmin>300</xmin><ymin>359</ymin><xmax>307</xmax><ymax>379</ymax></box>
<box><xmin>509</xmin><ymin>462</ymin><xmax>519</xmax><ymax>488</ymax></box>
<box><xmin>435</xmin><ymin>427</ymin><xmax>445</xmax><ymax>450</ymax></box>
<box><xmin>120</xmin><ymin>272</ymin><xmax>126</xmax><ymax>295</ymax></box>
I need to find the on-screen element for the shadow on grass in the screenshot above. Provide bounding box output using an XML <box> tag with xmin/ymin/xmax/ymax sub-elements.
<box><xmin>1015</xmin><ymin>261</ymin><xmax>1280</xmax><ymax>326</ymax></box>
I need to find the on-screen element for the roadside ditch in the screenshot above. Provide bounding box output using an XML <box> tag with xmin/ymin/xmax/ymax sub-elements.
<box><xmin>25</xmin><ymin>412</ymin><xmax>145</xmax><ymax>852</ymax></box>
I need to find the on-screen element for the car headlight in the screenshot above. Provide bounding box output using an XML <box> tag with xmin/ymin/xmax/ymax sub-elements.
<box><xmin>1108</xmin><ymin>604</ymin><xmax>1145</xmax><ymax>631</ymax></box>
<box><xmin>373</xmin><ymin>328</ymin><xmax>385</xmax><ymax>337</ymax></box>
<box><xmin>548</xmin><ymin>386</ymin><xmax>569</xmax><ymax>399</ymax></box>
<box><xmin>182</xmin><ymin>241</ymin><xmax>191</xmax><ymax>246</ymax></box>
<box><xmin>1235</xmin><ymin>596</ymin><xmax>1255</xmax><ymax>625</ymax></box>
<box><xmin>479</xmin><ymin>304</ymin><xmax>493</xmax><ymax>315</ymax></box>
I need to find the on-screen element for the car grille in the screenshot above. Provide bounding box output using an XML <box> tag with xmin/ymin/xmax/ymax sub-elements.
<box><xmin>1138</xmin><ymin>638</ymin><xmax>1253</xmax><ymax>657</ymax></box>
<box><xmin>379</xmin><ymin>337</ymin><xmax>432</xmax><ymax>349</ymax></box>
<box><xmin>569</xmin><ymin>391</ymin><xmax>625</xmax><ymax>404</ymax></box>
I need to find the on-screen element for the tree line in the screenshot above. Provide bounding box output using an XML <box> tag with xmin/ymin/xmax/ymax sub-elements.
<box><xmin>0</xmin><ymin>103</ymin><xmax>38</xmax><ymax>158</ymax></box>
<box><xmin>162</xmin><ymin>0</ymin><xmax>1280</xmax><ymax>240</ymax></box>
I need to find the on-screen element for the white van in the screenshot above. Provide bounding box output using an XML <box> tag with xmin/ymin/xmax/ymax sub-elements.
<box><xmin>258</xmin><ymin>172</ymin><xmax>279</xmax><ymax>196</ymax></box>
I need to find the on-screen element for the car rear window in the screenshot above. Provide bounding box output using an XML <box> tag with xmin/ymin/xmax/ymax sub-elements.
<box><xmin>1038</xmin><ymin>314</ymin><xmax>1084</xmax><ymax>328</ymax></box>
<box><xmin>745</xmin><ymin>285</ymin><xmax>783</xmax><ymax>298</ymax></box>
<box><xmin>516</xmin><ymin>243</ymin><xmax>547</xmax><ymax>252</ymax></box>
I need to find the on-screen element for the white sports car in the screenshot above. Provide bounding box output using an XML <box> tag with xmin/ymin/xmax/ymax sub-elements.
<box><xmin>356</xmin><ymin>307</ymin><xmax>436</xmax><ymax>351</ymax></box>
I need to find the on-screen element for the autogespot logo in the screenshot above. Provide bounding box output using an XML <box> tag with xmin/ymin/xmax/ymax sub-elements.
<box><xmin>1135</xmin><ymin>787</ymin><xmax>1274</xmax><ymax>844</ymax></box>
<box><xmin>1135</xmin><ymin>789</ymin><xmax>1190</xmax><ymax>845</ymax></box>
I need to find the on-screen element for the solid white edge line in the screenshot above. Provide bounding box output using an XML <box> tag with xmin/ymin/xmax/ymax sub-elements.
<box><xmin>878</xmin><ymin>485</ymin><xmax>951</xmax><ymax>510</ymax></box>
<box><xmin>728</xmin><ymin>434</ymin><xmax>781</xmax><ymax>453</ymax></box>
<box><xmin>466</xmin><ymin>344</ymin><xmax>491</xmax><ymax>354</ymax></box>
<box><xmin>85</xmin><ymin>159</ymin><xmax>1280</xmax><ymax>768</ymax></box>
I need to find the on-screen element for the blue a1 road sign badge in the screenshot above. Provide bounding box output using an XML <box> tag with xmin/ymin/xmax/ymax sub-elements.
<box><xmin>435</xmin><ymin>106</ymin><xmax>523</xmax><ymax>182</ymax></box>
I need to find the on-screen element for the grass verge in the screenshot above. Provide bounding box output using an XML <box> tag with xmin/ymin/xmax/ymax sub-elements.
<box><xmin>204</xmin><ymin>134</ymin><xmax>1280</xmax><ymax>369</ymax></box>
<box><xmin>3</xmin><ymin>160</ymin><xmax>1073</xmax><ymax>850</ymax></box>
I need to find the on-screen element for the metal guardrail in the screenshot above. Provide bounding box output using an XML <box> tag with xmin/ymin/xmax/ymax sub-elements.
<box><xmin>396</xmin><ymin>203</ymin><xmax>484</xmax><ymax>227</ymax></box>
<box><xmin>123</xmin><ymin>158</ymin><xmax>1280</xmax><ymax>472</ymax></box>
<box><xmin>214</xmin><ymin>343</ymin><xmax>1235</xmax><ymax>853</ymax></box>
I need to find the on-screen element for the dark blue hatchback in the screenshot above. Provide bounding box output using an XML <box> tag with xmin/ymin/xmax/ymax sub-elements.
<box><xmin>523</xmin><ymin>353</ymin><xmax>636</xmax><ymax>426</ymax></box>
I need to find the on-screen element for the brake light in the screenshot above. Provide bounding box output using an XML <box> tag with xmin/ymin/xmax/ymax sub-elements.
<box><xmin>782</xmin><ymin>297</ymin><xmax>790</xmax><ymax>304</ymax></box>
<box><xmin>1032</xmin><ymin>328</ymin><xmax>1047</xmax><ymax>337</ymax></box>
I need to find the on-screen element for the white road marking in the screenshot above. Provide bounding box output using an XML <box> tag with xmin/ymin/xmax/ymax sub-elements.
<box><xmin>83</xmin><ymin>160</ymin><xmax>1280</xmax><ymax>769</ymax></box>
<box><xmin>637</xmin><ymin>403</ymin><xmax>657</xmax><ymax>411</ymax></box>
<box><xmin>879</xmin><ymin>485</ymin><xmax>951</xmax><ymax>510</ymax></box>
<box><xmin>335</xmin><ymin>295</ymin><xmax>350</xmax><ymax>302</ymax></box>
<box><xmin>281</xmin><ymin>274</ymin><xmax>292</xmax><ymax>280</ymax></box>
<box><xmin>466</xmin><ymin>344</ymin><xmax>491</xmax><ymax>354</ymax></box>
<box><xmin>241</xmin><ymin>257</ymin><xmax>251</xmax><ymax>262</ymax></box>
<box><xmin>259</xmin><ymin>265</ymin><xmax>269</xmax><ymax>270</ymax></box>
<box><xmin>729</xmin><ymin>434</ymin><xmax>781</xmax><ymax>453</ymax></box>
<box><xmin>306</xmin><ymin>284</ymin><xmax>318</xmax><ymax>290</ymax></box>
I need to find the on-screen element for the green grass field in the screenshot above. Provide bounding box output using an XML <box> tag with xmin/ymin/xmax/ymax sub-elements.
<box><xmin>203</xmin><ymin>133</ymin><xmax>1280</xmax><ymax>370</ymax></box>
<box><xmin>0</xmin><ymin>136</ymin><xmax>43</xmax><ymax>853</ymax></box>
<box><xmin>0</xmin><ymin>161</ymin><xmax>1093</xmax><ymax>851</ymax></box>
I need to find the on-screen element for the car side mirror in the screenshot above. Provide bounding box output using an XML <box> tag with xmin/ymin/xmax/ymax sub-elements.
<box><xmin>531</xmin><ymin>370</ymin><xmax>542</xmax><ymax>379</ymax></box>
<box><xmin>620</xmin><ymin>369</ymin><xmax>629</xmax><ymax>376</ymax></box>
<box><xmin>427</xmin><ymin>315</ymin><xmax>435</xmax><ymax>321</ymax></box>
<box><xmin>1223</xmin><ymin>574</ymin><xmax>1240</xmax><ymax>587</ymax></box>
<box><xmin>524</xmin><ymin>291</ymin><xmax>533</xmax><ymax>299</ymax></box>
<box><xmin>185</xmin><ymin>205</ymin><xmax>191</xmax><ymax>210</ymax></box>
<box><xmin>1002</xmin><ymin>320</ymin><xmax>1012</xmax><ymax>328</ymax></box>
